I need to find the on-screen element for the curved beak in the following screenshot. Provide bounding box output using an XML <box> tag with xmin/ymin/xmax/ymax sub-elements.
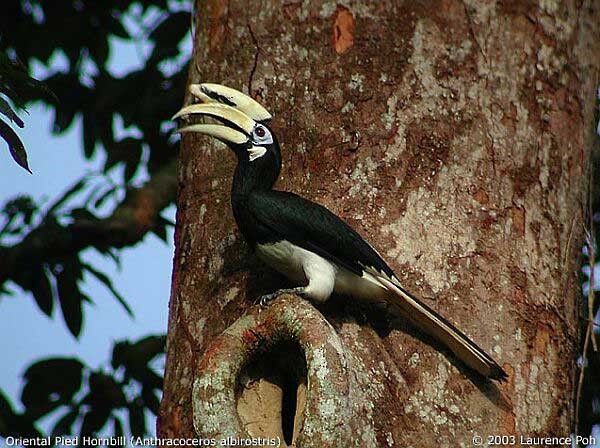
<box><xmin>172</xmin><ymin>83</ymin><xmax>271</xmax><ymax>146</ymax></box>
<box><xmin>176</xmin><ymin>124</ymin><xmax>248</xmax><ymax>145</ymax></box>
<box><xmin>173</xmin><ymin>103</ymin><xmax>256</xmax><ymax>133</ymax></box>
<box><xmin>172</xmin><ymin>103</ymin><xmax>255</xmax><ymax>146</ymax></box>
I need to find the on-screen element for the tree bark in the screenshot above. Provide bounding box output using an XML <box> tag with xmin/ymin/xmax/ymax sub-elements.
<box><xmin>159</xmin><ymin>1</ymin><xmax>600</xmax><ymax>446</ymax></box>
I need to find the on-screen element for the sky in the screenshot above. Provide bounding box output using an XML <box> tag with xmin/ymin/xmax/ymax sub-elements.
<box><xmin>0</xmin><ymin>20</ymin><xmax>188</xmax><ymax>439</ymax></box>
<box><xmin>0</xmin><ymin>107</ymin><xmax>174</xmax><ymax>433</ymax></box>
<box><xmin>2</xmin><ymin>5</ymin><xmax>600</xmax><ymax>446</ymax></box>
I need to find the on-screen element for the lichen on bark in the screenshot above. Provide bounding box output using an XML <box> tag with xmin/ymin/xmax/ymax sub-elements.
<box><xmin>160</xmin><ymin>1</ymin><xmax>600</xmax><ymax>446</ymax></box>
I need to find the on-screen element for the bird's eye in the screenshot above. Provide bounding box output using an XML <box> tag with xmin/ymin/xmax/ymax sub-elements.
<box><xmin>251</xmin><ymin>124</ymin><xmax>273</xmax><ymax>145</ymax></box>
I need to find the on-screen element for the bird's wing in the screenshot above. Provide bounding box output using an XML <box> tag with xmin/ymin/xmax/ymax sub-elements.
<box><xmin>249</xmin><ymin>190</ymin><xmax>507</xmax><ymax>381</ymax></box>
<box><xmin>248</xmin><ymin>190</ymin><xmax>396</xmax><ymax>279</ymax></box>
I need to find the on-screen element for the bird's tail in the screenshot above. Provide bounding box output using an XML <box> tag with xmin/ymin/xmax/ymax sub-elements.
<box><xmin>376</xmin><ymin>276</ymin><xmax>507</xmax><ymax>381</ymax></box>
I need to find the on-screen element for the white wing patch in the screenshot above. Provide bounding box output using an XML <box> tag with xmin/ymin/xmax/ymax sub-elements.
<box><xmin>248</xmin><ymin>146</ymin><xmax>267</xmax><ymax>162</ymax></box>
<box><xmin>256</xmin><ymin>240</ymin><xmax>337</xmax><ymax>302</ymax></box>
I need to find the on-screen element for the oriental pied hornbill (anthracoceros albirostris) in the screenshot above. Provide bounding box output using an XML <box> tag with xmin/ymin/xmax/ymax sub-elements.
<box><xmin>173</xmin><ymin>83</ymin><xmax>507</xmax><ymax>382</ymax></box>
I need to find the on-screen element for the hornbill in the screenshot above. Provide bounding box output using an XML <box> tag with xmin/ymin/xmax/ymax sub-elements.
<box><xmin>173</xmin><ymin>83</ymin><xmax>507</xmax><ymax>381</ymax></box>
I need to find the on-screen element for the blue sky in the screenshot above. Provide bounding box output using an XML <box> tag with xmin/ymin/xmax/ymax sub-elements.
<box><xmin>0</xmin><ymin>23</ymin><xmax>188</xmax><ymax>437</ymax></box>
<box><xmin>0</xmin><ymin>103</ymin><xmax>174</xmax><ymax>433</ymax></box>
<box><xmin>2</xmin><ymin>5</ymin><xmax>600</xmax><ymax>445</ymax></box>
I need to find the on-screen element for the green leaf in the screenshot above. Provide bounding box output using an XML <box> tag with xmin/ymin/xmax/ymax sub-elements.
<box><xmin>151</xmin><ymin>222</ymin><xmax>167</xmax><ymax>242</ymax></box>
<box><xmin>46</xmin><ymin>178</ymin><xmax>87</xmax><ymax>216</ymax></box>
<box><xmin>52</xmin><ymin>107</ymin><xmax>75</xmax><ymax>134</ymax></box>
<box><xmin>55</xmin><ymin>259</ymin><xmax>84</xmax><ymax>337</ymax></box>
<box><xmin>104</xmin><ymin>137</ymin><xmax>141</xmax><ymax>173</ymax></box>
<box><xmin>149</xmin><ymin>12</ymin><xmax>191</xmax><ymax>46</ymax></box>
<box><xmin>80</xmin><ymin>406</ymin><xmax>111</xmax><ymax>437</ymax></box>
<box><xmin>110</xmin><ymin>18</ymin><xmax>129</xmax><ymax>39</ymax></box>
<box><xmin>0</xmin><ymin>54</ymin><xmax>58</xmax><ymax>107</ymax></box>
<box><xmin>146</xmin><ymin>12</ymin><xmax>191</xmax><ymax>65</ymax></box>
<box><xmin>0</xmin><ymin>96</ymin><xmax>24</xmax><ymax>128</ymax></box>
<box><xmin>1</xmin><ymin>83</ymin><xmax>26</xmax><ymax>111</ymax></box>
<box><xmin>112</xmin><ymin>335</ymin><xmax>166</xmax><ymax>371</ymax></box>
<box><xmin>92</xmin><ymin>186</ymin><xmax>118</xmax><ymax>210</ymax></box>
<box><xmin>141</xmin><ymin>387</ymin><xmax>160</xmax><ymax>415</ymax></box>
<box><xmin>30</xmin><ymin>266</ymin><xmax>54</xmax><ymax>317</ymax></box>
<box><xmin>0</xmin><ymin>118</ymin><xmax>31</xmax><ymax>173</ymax></box>
<box><xmin>93</xmin><ymin>246</ymin><xmax>121</xmax><ymax>268</ymax></box>
<box><xmin>2</xmin><ymin>195</ymin><xmax>38</xmax><ymax>222</ymax></box>
<box><xmin>151</xmin><ymin>215</ymin><xmax>174</xmax><ymax>243</ymax></box>
<box><xmin>84</xmin><ymin>372</ymin><xmax>127</xmax><ymax>409</ymax></box>
<box><xmin>91</xmin><ymin>37</ymin><xmax>109</xmax><ymax>67</ymax></box>
<box><xmin>9</xmin><ymin>259</ymin><xmax>55</xmax><ymax>317</ymax></box>
<box><xmin>82</xmin><ymin>262</ymin><xmax>133</xmax><ymax>317</ymax></box>
<box><xmin>112</xmin><ymin>336</ymin><xmax>164</xmax><ymax>392</ymax></box>
<box><xmin>70</xmin><ymin>207</ymin><xmax>98</xmax><ymax>221</ymax></box>
<box><xmin>0</xmin><ymin>389</ymin><xmax>41</xmax><ymax>438</ymax></box>
<box><xmin>124</xmin><ymin>157</ymin><xmax>141</xmax><ymax>182</ymax></box>
<box><xmin>51</xmin><ymin>409</ymin><xmax>79</xmax><ymax>438</ymax></box>
<box><xmin>22</xmin><ymin>358</ymin><xmax>84</xmax><ymax>420</ymax></box>
<box><xmin>112</xmin><ymin>416</ymin><xmax>124</xmax><ymax>438</ymax></box>
<box><xmin>3</xmin><ymin>195</ymin><xmax>36</xmax><ymax>219</ymax></box>
<box><xmin>128</xmin><ymin>399</ymin><xmax>146</xmax><ymax>437</ymax></box>
<box><xmin>82</xmin><ymin>113</ymin><xmax>96</xmax><ymax>159</ymax></box>
<box><xmin>0</xmin><ymin>54</ymin><xmax>58</xmax><ymax>104</ymax></box>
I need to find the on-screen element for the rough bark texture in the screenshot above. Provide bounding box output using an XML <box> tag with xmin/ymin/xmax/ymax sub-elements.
<box><xmin>160</xmin><ymin>1</ymin><xmax>600</xmax><ymax>446</ymax></box>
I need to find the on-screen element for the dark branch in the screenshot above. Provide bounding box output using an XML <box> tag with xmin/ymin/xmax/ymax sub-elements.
<box><xmin>0</xmin><ymin>158</ymin><xmax>178</xmax><ymax>287</ymax></box>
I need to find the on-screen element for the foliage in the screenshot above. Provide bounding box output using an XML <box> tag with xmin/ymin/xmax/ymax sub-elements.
<box><xmin>0</xmin><ymin>0</ymin><xmax>187</xmax><ymax>334</ymax></box>
<box><xmin>575</xmin><ymin>94</ymin><xmax>600</xmax><ymax>439</ymax></box>
<box><xmin>0</xmin><ymin>52</ymin><xmax>57</xmax><ymax>173</ymax></box>
<box><xmin>0</xmin><ymin>335</ymin><xmax>165</xmax><ymax>441</ymax></box>
<box><xmin>1</xmin><ymin>0</ymin><xmax>599</xmax><ymax>442</ymax></box>
<box><xmin>0</xmin><ymin>0</ymin><xmax>189</xmax><ymax>440</ymax></box>
<box><xmin>579</xmin><ymin>193</ymin><xmax>600</xmax><ymax>437</ymax></box>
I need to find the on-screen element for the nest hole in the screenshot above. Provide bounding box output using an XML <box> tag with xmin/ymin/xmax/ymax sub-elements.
<box><xmin>237</xmin><ymin>342</ymin><xmax>307</xmax><ymax>446</ymax></box>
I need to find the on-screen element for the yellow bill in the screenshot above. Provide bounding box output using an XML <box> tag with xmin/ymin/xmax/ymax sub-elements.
<box><xmin>176</xmin><ymin>124</ymin><xmax>248</xmax><ymax>145</ymax></box>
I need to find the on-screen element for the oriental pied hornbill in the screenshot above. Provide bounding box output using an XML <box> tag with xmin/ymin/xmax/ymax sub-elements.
<box><xmin>173</xmin><ymin>83</ymin><xmax>507</xmax><ymax>381</ymax></box>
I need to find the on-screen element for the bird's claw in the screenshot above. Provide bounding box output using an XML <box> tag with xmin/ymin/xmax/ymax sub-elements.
<box><xmin>258</xmin><ymin>287</ymin><xmax>305</xmax><ymax>308</ymax></box>
<box><xmin>259</xmin><ymin>292</ymin><xmax>279</xmax><ymax>307</ymax></box>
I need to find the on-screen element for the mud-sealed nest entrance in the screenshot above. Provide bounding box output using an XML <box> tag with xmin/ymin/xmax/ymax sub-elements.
<box><xmin>192</xmin><ymin>296</ymin><xmax>350</xmax><ymax>447</ymax></box>
<box><xmin>237</xmin><ymin>342</ymin><xmax>307</xmax><ymax>446</ymax></box>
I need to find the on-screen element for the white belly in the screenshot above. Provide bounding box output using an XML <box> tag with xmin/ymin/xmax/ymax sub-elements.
<box><xmin>256</xmin><ymin>240</ymin><xmax>388</xmax><ymax>303</ymax></box>
<box><xmin>256</xmin><ymin>240</ymin><xmax>311</xmax><ymax>283</ymax></box>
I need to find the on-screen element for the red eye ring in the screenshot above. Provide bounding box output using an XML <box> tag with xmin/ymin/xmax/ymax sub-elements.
<box><xmin>255</xmin><ymin>126</ymin><xmax>266</xmax><ymax>138</ymax></box>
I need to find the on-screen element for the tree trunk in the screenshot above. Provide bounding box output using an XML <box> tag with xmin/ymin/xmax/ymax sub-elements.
<box><xmin>159</xmin><ymin>1</ymin><xmax>600</xmax><ymax>446</ymax></box>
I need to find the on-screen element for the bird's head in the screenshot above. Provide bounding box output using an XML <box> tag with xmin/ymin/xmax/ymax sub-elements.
<box><xmin>172</xmin><ymin>84</ymin><xmax>281</xmax><ymax>173</ymax></box>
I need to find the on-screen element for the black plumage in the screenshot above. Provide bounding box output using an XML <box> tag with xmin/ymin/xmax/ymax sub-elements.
<box><xmin>174</xmin><ymin>83</ymin><xmax>508</xmax><ymax>381</ymax></box>
<box><xmin>246</xmin><ymin>190</ymin><xmax>507</xmax><ymax>381</ymax></box>
<box><xmin>248</xmin><ymin>190</ymin><xmax>393</xmax><ymax>279</ymax></box>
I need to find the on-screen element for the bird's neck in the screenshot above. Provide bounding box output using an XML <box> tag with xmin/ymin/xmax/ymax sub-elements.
<box><xmin>230</xmin><ymin>160</ymin><xmax>279</xmax><ymax>244</ymax></box>
<box><xmin>232</xmin><ymin>160</ymin><xmax>279</xmax><ymax>197</ymax></box>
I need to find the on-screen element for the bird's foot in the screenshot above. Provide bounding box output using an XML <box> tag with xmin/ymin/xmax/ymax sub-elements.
<box><xmin>259</xmin><ymin>287</ymin><xmax>306</xmax><ymax>307</ymax></box>
<box><xmin>259</xmin><ymin>292</ymin><xmax>279</xmax><ymax>307</ymax></box>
